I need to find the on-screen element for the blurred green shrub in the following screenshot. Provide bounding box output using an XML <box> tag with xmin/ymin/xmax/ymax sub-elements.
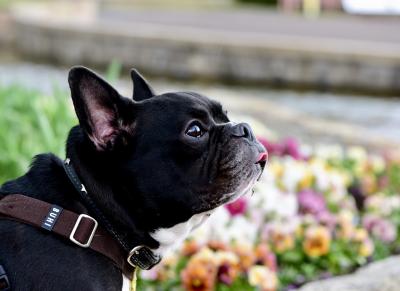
<box><xmin>0</xmin><ymin>84</ymin><xmax>75</xmax><ymax>184</ymax></box>
<box><xmin>236</xmin><ymin>0</ymin><xmax>278</xmax><ymax>5</ymax></box>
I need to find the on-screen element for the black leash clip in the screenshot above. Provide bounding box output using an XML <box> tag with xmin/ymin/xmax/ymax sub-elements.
<box><xmin>0</xmin><ymin>265</ymin><xmax>10</xmax><ymax>291</ymax></box>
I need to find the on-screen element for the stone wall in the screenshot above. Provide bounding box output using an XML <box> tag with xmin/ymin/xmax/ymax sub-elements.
<box><xmin>299</xmin><ymin>256</ymin><xmax>400</xmax><ymax>291</ymax></box>
<box><xmin>10</xmin><ymin>4</ymin><xmax>400</xmax><ymax>95</ymax></box>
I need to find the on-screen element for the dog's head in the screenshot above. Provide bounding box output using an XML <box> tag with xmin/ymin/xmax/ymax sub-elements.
<box><xmin>67</xmin><ymin>67</ymin><xmax>266</xmax><ymax>255</ymax></box>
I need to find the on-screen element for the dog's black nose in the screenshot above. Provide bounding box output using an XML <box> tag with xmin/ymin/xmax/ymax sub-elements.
<box><xmin>231</xmin><ymin>123</ymin><xmax>255</xmax><ymax>141</ymax></box>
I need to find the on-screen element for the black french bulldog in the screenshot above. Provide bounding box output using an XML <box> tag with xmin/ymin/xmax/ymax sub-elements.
<box><xmin>0</xmin><ymin>67</ymin><xmax>266</xmax><ymax>290</ymax></box>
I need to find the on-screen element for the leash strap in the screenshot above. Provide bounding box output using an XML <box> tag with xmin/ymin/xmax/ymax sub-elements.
<box><xmin>62</xmin><ymin>158</ymin><xmax>160</xmax><ymax>270</ymax></box>
<box><xmin>0</xmin><ymin>265</ymin><xmax>10</xmax><ymax>291</ymax></box>
<box><xmin>130</xmin><ymin>268</ymin><xmax>138</xmax><ymax>291</ymax></box>
<box><xmin>0</xmin><ymin>194</ymin><xmax>135</xmax><ymax>279</ymax></box>
<box><xmin>63</xmin><ymin>159</ymin><xmax>130</xmax><ymax>251</ymax></box>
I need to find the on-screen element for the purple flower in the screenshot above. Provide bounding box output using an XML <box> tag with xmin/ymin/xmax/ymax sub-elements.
<box><xmin>217</xmin><ymin>264</ymin><xmax>233</xmax><ymax>285</ymax></box>
<box><xmin>317</xmin><ymin>211</ymin><xmax>337</xmax><ymax>230</ymax></box>
<box><xmin>298</xmin><ymin>190</ymin><xmax>327</xmax><ymax>216</ymax></box>
<box><xmin>363</xmin><ymin>214</ymin><xmax>379</xmax><ymax>230</ymax></box>
<box><xmin>225</xmin><ymin>197</ymin><xmax>248</xmax><ymax>216</ymax></box>
<box><xmin>363</xmin><ymin>215</ymin><xmax>397</xmax><ymax>243</ymax></box>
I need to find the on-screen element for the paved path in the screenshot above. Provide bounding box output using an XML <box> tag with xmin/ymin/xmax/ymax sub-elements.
<box><xmin>0</xmin><ymin>61</ymin><xmax>398</xmax><ymax>150</ymax></box>
<box><xmin>101</xmin><ymin>8</ymin><xmax>400</xmax><ymax>44</ymax></box>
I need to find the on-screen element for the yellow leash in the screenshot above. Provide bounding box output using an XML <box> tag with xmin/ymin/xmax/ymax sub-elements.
<box><xmin>130</xmin><ymin>268</ymin><xmax>138</xmax><ymax>291</ymax></box>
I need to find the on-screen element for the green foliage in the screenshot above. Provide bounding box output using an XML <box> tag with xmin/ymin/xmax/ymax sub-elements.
<box><xmin>388</xmin><ymin>163</ymin><xmax>400</xmax><ymax>193</ymax></box>
<box><xmin>0</xmin><ymin>63</ymin><xmax>124</xmax><ymax>185</ymax></box>
<box><xmin>0</xmin><ymin>84</ymin><xmax>76</xmax><ymax>184</ymax></box>
<box><xmin>105</xmin><ymin>60</ymin><xmax>123</xmax><ymax>83</ymax></box>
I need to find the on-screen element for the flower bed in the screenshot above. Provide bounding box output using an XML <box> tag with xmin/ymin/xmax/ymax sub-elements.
<box><xmin>138</xmin><ymin>138</ymin><xmax>400</xmax><ymax>291</ymax></box>
<box><xmin>0</xmin><ymin>83</ymin><xmax>398</xmax><ymax>291</ymax></box>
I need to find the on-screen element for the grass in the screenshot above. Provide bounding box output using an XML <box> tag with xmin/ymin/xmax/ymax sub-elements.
<box><xmin>0</xmin><ymin>84</ymin><xmax>76</xmax><ymax>184</ymax></box>
<box><xmin>0</xmin><ymin>62</ymin><xmax>122</xmax><ymax>184</ymax></box>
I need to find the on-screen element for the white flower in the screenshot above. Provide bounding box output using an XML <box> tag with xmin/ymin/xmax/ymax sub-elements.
<box><xmin>315</xmin><ymin>144</ymin><xmax>344</xmax><ymax>160</ymax></box>
<box><xmin>348</xmin><ymin>146</ymin><xmax>368</xmax><ymax>162</ymax></box>
<box><xmin>281</xmin><ymin>158</ymin><xmax>306</xmax><ymax>192</ymax></box>
<box><xmin>310</xmin><ymin>159</ymin><xmax>330</xmax><ymax>191</ymax></box>
<box><xmin>225</xmin><ymin>216</ymin><xmax>259</xmax><ymax>244</ymax></box>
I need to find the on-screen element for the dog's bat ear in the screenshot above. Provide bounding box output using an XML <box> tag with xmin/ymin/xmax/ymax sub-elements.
<box><xmin>68</xmin><ymin>66</ymin><xmax>135</xmax><ymax>151</ymax></box>
<box><xmin>130</xmin><ymin>69</ymin><xmax>156</xmax><ymax>101</ymax></box>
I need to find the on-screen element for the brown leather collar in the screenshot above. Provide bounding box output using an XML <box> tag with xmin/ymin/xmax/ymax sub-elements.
<box><xmin>0</xmin><ymin>194</ymin><xmax>136</xmax><ymax>279</ymax></box>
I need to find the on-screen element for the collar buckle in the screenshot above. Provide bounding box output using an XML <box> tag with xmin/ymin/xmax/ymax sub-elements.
<box><xmin>69</xmin><ymin>214</ymin><xmax>98</xmax><ymax>248</ymax></box>
<box><xmin>127</xmin><ymin>245</ymin><xmax>161</xmax><ymax>270</ymax></box>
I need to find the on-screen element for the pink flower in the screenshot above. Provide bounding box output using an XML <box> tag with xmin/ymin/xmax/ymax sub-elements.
<box><xmin>257</xmin><ymin>137</ymin><xmax>280</xmax><ymax>156</ymax></box>
<box><xmin>363</xmin><ymin>215</ymin><xmax>397</xmax><ymax>243</ymax></box>
<box><xmin>258</xmin><ymin>137</ymin><xmax>303</xmax><ymax>160</ymax></box>
<box><xmin>298</xmin><ymin>190</ymin><xmax>327</xmax><ymax>216</ymax></box>
<box><xmin>282</xmin><ymin>137</ymin><xmax>302</xmax><ymax>160</ymax></box>
<box><xmin>363</xmin><ymin>214</ymin><xmax>379</xmax><ymax>230</ymax></box>
<box><xmin>225</xmin><ymin>197</ymin><xmax>248</xmax><ymax>216</ymax></box>
<box><xmin>317</xmin><ymin>211</ymin><xmax>336</xmax><ymax>230</ymax></box>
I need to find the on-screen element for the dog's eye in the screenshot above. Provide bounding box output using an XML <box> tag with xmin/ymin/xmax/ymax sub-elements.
<box><xmin>185</xmin><ymin>122</ymin><xmax>204</xmax><ymax>138</ymax></box>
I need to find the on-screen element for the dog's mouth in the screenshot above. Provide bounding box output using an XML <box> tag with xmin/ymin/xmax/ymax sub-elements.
<box><xmin>256</xmin><ymin>151</ymin><xmax>268</xmax><ymax>173</ymax></box>
<box><xmin>221</xmin><ymin>149</ymin><xmax>267</xmax><ymax>203</ymax></box>
<box><xmin>196</xmin><ymin>142</ymin><xmax>268</xmax><ymax>213</ymax></box>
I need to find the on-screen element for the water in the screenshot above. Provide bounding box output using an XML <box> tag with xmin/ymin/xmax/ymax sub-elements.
<box><xmin>0</xmin><ymin>61</ymin><xmax>399</xmax><ymax>146</ymax></box>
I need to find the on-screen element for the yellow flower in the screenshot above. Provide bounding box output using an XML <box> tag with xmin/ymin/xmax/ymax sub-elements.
<box><xmin>270</xmin><ymin>162</ymin><xmax>284</xmax><ymax>178</ymax></box>
<box><xmin>303</xmin><ymin>226</ymin><xmax>331</xmax><ymax>257</ymax></box>
<box><xmin>248</xmin><ymin>266</ymin><xmax>278</xmax><ymax>291</ymax></box>
<box><xmin>358</xmin><ymin>239</ymin><xmax>374</xmax><ymax>257</ymax></box>
<box><xmin>191</xmin><ymin>247</ymin><xmax>217</xmax><ymax>265</ymax></box>
<box><xmin>215</xmin><ymin>251</ymin><xmax>239</xmax><ymax>266</ymax></box>
<box><xmin>337</xmin><ymin>222</ymin><xmax>355</xmax><ymax>240</ymax></box>
<box><xmin>338</xmin><ymin>210</ymin><xmax>354</xmax><ymax>224</ymax></box>
<box><xmin>370</xmin><ymin>155</ymin><xmax>385</xmax><ymax>173</ymax></box>
<box><xmin>352</xmin><ymin>228</ymin><xmax>368</xmax><ymax>243</ymax></box>
<box><xmin>337</xmin><ymin>211</ymin><xmax>355</xmax><ymax>240</ymax></box>
<box><xmin>298</xmin><ymin>171</ymin><xmax>314</xmax><ymax>190</ymax></box>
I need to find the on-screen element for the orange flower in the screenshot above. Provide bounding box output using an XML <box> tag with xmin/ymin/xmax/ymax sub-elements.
<box><xmin>270</xmin><ymin>231</ymin><xmax>295</xmax><ymax>254</ymax></box>
<box><xmin>182</xmin><ymin>240</ymin><xmax>201</xmax><ymax>257</ymax></box>
<box><xmin>232</xmin><ymin>242</ymin><xmax>256</xmax><ymax>271</ymax></box>
<box><xmin>255</xmin><ymin>244</ymin><xmax>277</xmax><ymax>272</ymax></box>
<box><xmin>181</xmin><ymin>261</ymin><xmax>216</xmax><ymax>291</ymax></box>
<box><xmin>303</xmin><ymin>226</ymin><xmax>331</xmax><ymax>257</ymax></box>
<box><xmin>207</xmin><ymin>240</ymin><xmax>229</xmax><ymax>252</ymax></box>
<box><xmin>215</xmin><ymin>251</ymin><xmax>240</xmax><ymax>285</ymax></box>
<box><xmin>181</xmin><ymin>248</ymin><xmax>217</xmax><ymax>291</ymax></box>
<box><xmin>361</xmin><ymin>174</ymin><xmax>377</xmax><ymax>195</ymax></box>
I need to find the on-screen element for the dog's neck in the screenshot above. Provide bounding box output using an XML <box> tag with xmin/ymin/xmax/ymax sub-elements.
<box><xmin>65</xmin><ymin>126</ymin><xmax>160</xmax><ymax>252</ymax></box>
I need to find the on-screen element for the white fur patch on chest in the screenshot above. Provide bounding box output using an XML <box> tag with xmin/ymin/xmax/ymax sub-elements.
<box><xmin>122</xmin><ymin>275</ymin><xmax>130</xmax><ymax>291</ymax></box>
<box><xmin>150</xmin><ymin>211</ymin><xmax>213</xmax><ymax>257</ymax></box>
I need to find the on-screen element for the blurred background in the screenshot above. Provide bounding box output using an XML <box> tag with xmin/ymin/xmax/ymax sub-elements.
<box><xmin>0</xmin><ymin>1</ymin><xmax>400</xmax><ymax>290</ymax></box>
<box><xmin>1</xmin><ymin>0</ymin><xmax>400</xmax><ymax>160</ymax></box>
